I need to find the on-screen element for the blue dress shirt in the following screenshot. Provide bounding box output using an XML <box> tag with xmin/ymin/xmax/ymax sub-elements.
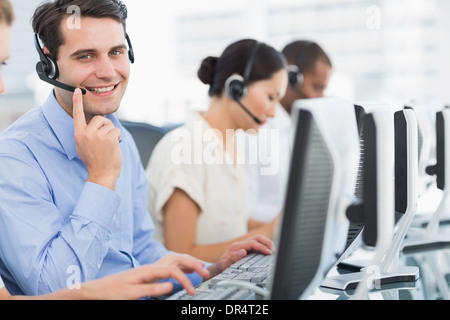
<box><xmin>0</xmin><ymin>91</ymin><xmax>205</xmax><ymax>295</ymax></box>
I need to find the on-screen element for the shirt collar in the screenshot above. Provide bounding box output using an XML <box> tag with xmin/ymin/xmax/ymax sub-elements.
<box><xmin>41</xmin><ymin>90</ymin><xmax>125</xmax><ymax>160</ymax></box>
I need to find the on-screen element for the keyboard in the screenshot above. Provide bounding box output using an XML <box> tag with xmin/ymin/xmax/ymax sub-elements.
<box><xmin>166</xmin><ymin>253</ymin><xmax>274</xmax><ymax>300</ymax></box>
<box><xmin>208</xmin><ymin>253</ymin><xmax>274</xmax><ymax>288</ymax></box>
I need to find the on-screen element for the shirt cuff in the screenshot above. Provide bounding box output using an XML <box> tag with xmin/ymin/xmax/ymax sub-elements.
<box><xmin>71</xmin><ymin>182</ymin><xmax>121</xmax><ymax>231</ymax></box>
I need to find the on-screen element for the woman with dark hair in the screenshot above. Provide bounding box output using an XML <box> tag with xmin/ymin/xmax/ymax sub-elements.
<box><xmin>146</xmin><ymin>39</ymin><xmax>288</xmax><ymax>263</ymax></box>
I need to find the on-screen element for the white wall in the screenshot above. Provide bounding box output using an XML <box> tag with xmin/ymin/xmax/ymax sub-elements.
<box><xmin>1</xmin><ymin>0</ymin><xmax>449</xmax><ymax>131</ymax></box>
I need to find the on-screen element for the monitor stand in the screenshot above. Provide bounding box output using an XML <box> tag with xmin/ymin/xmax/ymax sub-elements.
<box><xmin>402</xmin><ymin>186</ymin><xmax>450</xmax><ymax>255</ymax></box>
<box><xmin>320</xmin><ymin>243</ymin><xmax>419</xmax><ymax>295</ymax></box>
<box><xmin>411</xmin><ymin>211</ymin><xmax>450</xmax><ymax>229</ymax></box>
<box><xmin>320</xmin><ymin>209</ymin><xmax>420</xmax><ymax>296</ymax></box>
<box><xmin>406</xmin><ymin>251</ymin><xmax>450</xmax><ymax>300</ymax></box>
<box><xmin>402</xmin><ymin>229</ymin><xmax>450</xmax><ymax>255</ymax></box>
<box><xmin>319</xmin><ymin>261</ymin><xmax>424</xmax><ymax>300</ymax></box>
<box><xmin>320</xmin><ymin>262</ymin><xmax>419</xmax><ymax>293</ymax></box>
<box><xmin>327</xmin><ymin>211</ymin><xmax>420</xmax><ymax>290</ymax></box>
<box><xmin>319</xmin><ymin>272</ymin><xmax>419</xmax><ymax>299</ymax></box>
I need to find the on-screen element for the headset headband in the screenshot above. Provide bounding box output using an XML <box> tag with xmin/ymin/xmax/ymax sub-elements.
<box><xmin>243</xmin><ymin>41</ymin><xmax>261</xmax><ymax>85</ymax></box>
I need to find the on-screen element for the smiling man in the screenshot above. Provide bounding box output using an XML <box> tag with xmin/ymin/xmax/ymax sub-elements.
<box><xmin>0</xmin><ymin>0</ymin><xmax>273</xmax><ymax>296</ymax></box>
<box><xmin>54</xmin><ymin>18</ymin><xmax>129</xmax><ymax>121</ymax></box>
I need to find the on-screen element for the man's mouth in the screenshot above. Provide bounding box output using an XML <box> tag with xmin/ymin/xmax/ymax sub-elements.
<box><xmin>86</xmin><ymin>84</ymin><xmax>118</xmax><ymax>94</ymax></box>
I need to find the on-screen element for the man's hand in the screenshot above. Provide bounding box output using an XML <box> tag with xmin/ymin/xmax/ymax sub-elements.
<box><xmin>206</xmin><ymin>235</ymin><xmax>274</xmax><ymax>279</ymax></box>
<box><xmin>73</xmin><ymin>88</ymin><xmax>122</xmax><ymax>190</ymax></box>
<box><xmin>76</xmin><ymin>254</ymin><xmax>209</xmax><ymax>300</ymax></box>
<box><xmin>152</xmin><ymin>253</ymin><xmax>210</xmax><ymax>284</ymax></box>
<box><xmin>78</xmin><ymin>264</ymin><xmax>198</xmax><ymax>300</ymax></box>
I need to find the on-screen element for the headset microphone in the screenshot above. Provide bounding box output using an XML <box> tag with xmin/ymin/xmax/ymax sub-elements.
<box><xmin>236</xmin><ymin>99</ymin><xmax>262</xmax><ymax>125</ymax></box>
<box><xmin>33</xmin><ymin>33</ymin><xmax>135</xmax><ymax>96</ymax></box>
<box><xmin>225</xmin><ymin>75</ymin><xmax>262</xmax><ymax>125</ymax></box>
<box><xmin>34</xmin><ymin>33</ymin><xmax>87</xmax><ymax>95</ymax></box>
<box><xmin>36</xmin><ymin>66</ymin><xmax>88</xmax><ymax>95</ymax></box>
<box><xmin>225</xmin><ymin>40</ymin><xmax>262</xmax><ymax>125</ymax></box>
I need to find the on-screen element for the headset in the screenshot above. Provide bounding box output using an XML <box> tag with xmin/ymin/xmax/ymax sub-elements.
<box><xmin>287</xmin><ymin>40</ymin><xmax>314</xmax><ymax>91</ymax></box>
<box><xmin>225</xmin><ymin>40</ymin><xmax>262</xmax><ymax>124</ymax></box>
<box><xmin>34</xmin><ymin>32</ymin><xmax>135</xmax><ymax>95</ymax></box>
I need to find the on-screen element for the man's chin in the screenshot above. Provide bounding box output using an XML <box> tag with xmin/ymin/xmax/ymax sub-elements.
<box><xmin>84</xmin><ymin>102</ymin><xmax>120</xmax><ymax>117</ymax></box>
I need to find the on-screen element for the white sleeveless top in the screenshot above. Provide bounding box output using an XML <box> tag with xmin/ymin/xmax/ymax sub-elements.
<box><xmin>146</xmin><ymin>112</ymin><xmax>249</xmax><ymax>245</ymax></box>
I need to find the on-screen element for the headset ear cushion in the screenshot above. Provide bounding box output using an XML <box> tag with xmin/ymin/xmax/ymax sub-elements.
<box><xmin>225</xmin><ymin>74</ymin><xmax>247</xmax><ymax>101</ymax></box>
<box><xmin>128</xmin><ymin>49</ymin><xmax>135</xmax><ymax>64</ymax></box>
<box><xmin>125</xmin><ymin>33</ymin><xmax>135</xmax><ymax>64</ymax></box>
<box><xmin>45</xmin><ymin>54</ymin><xmax>59</xmax><ymax>79</ymax></box>
<box><xmin>287</xmin><ymin>64</ymin><xmax>304</xmax><ymax>87</ymax></box>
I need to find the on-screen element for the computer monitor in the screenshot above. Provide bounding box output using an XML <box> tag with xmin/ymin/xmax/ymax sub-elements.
<box><xmin>329</xmin><ymin>105</ymin><xmax>367</xmax><ymax>271</ymax></box>
<box><xmin>406</xmin><ymin>100</ymin><xmax>443</xmax><ymax>228</ymax></box>
<box><xmin>321</xmin><ymin>103</ymin><xmax>393</xmax><ymax>275</ymax></box>
<box><xmin>406</xmin><ymin>100</ymin><xmax>438</xmax><ymax>197</ymax></box>
<box><xmin>336</xmin><ymin>105</ymin><xmax>417</xmax><ymax>266</ymax></box>
<box><xmin>326</xmin><ymin>103</ymin><xmax>380</xmax><ymax>277</ymax></box>
<box><xmin>402</xmin><ymin>106</ymin><xmax>450</xmax><ymax>254</ymax></box>
<box><xmin>267</xmin><ymin>97</ymin><xmax>360</xmax><ymax>300</ymax></box>
<box><xmin>320</xmin><ymin>102</ymin><xmax>419</xmax><ymax>299</ymax></box>
<box><xmin>376</xmin><ymin>107</ymin><xmax>420</xmax><ymax>282</ymax></box>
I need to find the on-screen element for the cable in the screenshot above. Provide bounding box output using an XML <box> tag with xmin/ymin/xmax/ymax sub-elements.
<box><xmin>215</xmin><ymin>280</ymin><xmax>271</xmax><ymax>299</ymax></box>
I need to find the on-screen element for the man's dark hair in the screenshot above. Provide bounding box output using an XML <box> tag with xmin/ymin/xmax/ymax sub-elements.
<box><xmin>31</xmin><ymin>0</ymin><xmax>128</xmax><ymax>59</ymax></box>
<box><xmin>282</xmin><ymin>40</ymin><xmax>332</xmax><ymax>74</ymax></box>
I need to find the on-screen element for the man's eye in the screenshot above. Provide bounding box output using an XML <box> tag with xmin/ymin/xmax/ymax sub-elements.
<box><xmin>111</xmin><ymin>50</ymin><xmax>124</xmax><ymax>56</ymax></box>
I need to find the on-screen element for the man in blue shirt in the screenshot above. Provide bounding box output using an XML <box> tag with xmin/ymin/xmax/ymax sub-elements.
<box><xmin>0</xmin><ymin>0</ymin><xmax>273</xmax><ymax>296</ymax></box>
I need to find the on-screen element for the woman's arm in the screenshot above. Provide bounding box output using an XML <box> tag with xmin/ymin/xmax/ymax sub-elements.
<box><xmin>248</xmin><ymin>212</ymin><xmax>280</xmax><ymax>238</ymax></box>
<box><xmin>163</xmin><ymin>188</ymin><xmax>277</xmax><ymax>263</ymax></box>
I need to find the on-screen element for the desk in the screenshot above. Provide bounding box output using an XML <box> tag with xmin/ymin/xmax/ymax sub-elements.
<box><xmin>309</xmin><ymin>242</ymin><xmax>450</xmax><ymax>300</ymax></box>
<box><xmin>169</xmin><ymin>187</ymin><xmax>450</xmax><ymax>301</ymax></box>
<box><xmin>306</xmin><ymin>187</ymin><xmax>450</xmax><ymax>300</ymax></box>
